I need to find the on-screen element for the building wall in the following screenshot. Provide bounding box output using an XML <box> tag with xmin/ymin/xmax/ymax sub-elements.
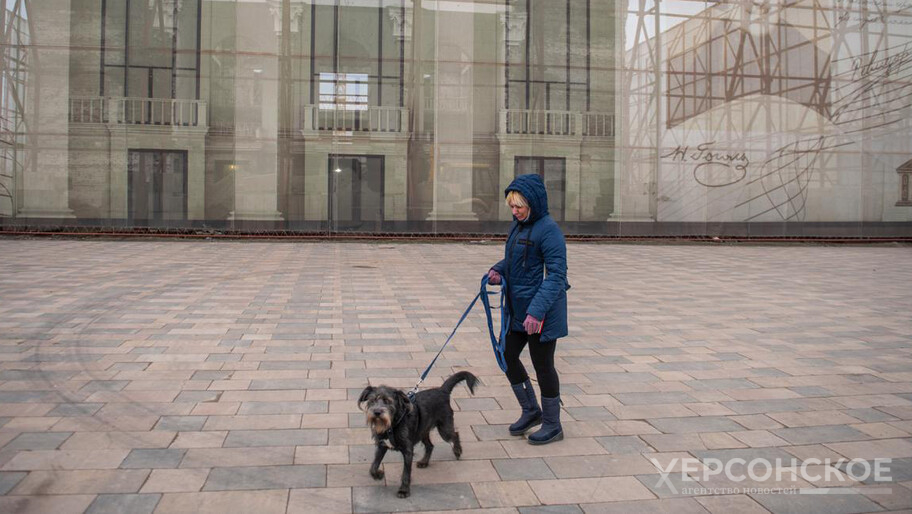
<box><xmin>1</xmin><ymin>0</ymin><xmax>909</xmax><ymax>235</ymax></box>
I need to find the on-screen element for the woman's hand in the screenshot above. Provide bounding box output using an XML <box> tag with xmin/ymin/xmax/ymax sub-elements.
<box><xmin>523</xmin><ymin>314</ymin><xmax>542</xmax><ymax>334</ymax></box>
<box><xmin>487</xmin><ymin>269</ymin><xmax>502</xmax><ymax>285</ymax></box>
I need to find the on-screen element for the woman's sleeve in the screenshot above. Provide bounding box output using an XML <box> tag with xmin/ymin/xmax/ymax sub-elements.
<box><xmin>526</xmin><ymin>225</ymin><xmax>567</xmax><ymax>320</ymax></box>
<box><xmin>490</xmin><ymin>259</ymin><xmax>505</xmax><ymax>275</ymax></box>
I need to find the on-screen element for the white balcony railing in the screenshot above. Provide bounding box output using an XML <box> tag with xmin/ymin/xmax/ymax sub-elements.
<box><xmin>582</xmin><ymin>112</ymin><xmax>615</xmax><ymax>138</ymax></box>
<box><xmin>424</xmin><ymin>95</ymin><xmax>470</xmax><ymax>113</ymax></box>
<box><xmin>69</xmin><ymin>97</ymin><xmax>107</xmax><ymax>124</ymax></box>
<box><xmin>303</xmin><ymin>105</ymin><xmax>406</xmax><ymax>133</ymax></box>
<box><xmin>69</xmin><ymin>97</ymin><xmax>207</xmax><ymax>127</ymax></box>
<box><xmin>499</xmin><ymin>109</ymin><xmax>615</xmax><ymax>138</ymax></box>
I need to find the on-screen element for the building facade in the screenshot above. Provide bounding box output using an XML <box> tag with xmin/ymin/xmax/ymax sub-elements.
<box><xmin>1</xmin><ymin>0</ymin><xmax>910</xmax><ymax>236</ymax></box>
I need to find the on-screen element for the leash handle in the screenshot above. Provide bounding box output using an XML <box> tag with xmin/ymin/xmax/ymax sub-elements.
<box><xmin>480</xmin><ymin>274</ymin><xmax>509</xmax><ymax>373</ymax></box>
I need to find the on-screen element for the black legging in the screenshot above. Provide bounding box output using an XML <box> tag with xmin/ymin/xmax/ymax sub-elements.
<box><xmin>504</xmin><ymin>330</ymin><xmax>560</xmax><ymax>398</ymax></box>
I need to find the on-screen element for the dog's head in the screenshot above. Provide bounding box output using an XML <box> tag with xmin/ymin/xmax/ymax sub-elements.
<box><xmin>358</xmin><ymin>385</ymin><xmax>413</xmax><ymax>436</ymax></box>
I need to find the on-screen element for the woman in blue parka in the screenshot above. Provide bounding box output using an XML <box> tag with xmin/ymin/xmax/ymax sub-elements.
<box><xmin>487</xmin><ymin>174</ymin><xmax>569</xmax><ymax>445</ymax></box>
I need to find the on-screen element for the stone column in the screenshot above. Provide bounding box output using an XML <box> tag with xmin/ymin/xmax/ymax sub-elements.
<box><xmin>385</xmin><ymin>151</ymin><xmax>408</xmax><ymax>220</ymax></box>
<box><xmin>107</xmin><ymin>126</ymin><xmax>129</xmax><ymax>219</ymax></box>
<box><xmin>426</xmin><ymin>8</ymin><xmax>477</xmax><ymax>221</ymax></box>
<box><xmin>187</xmin><ymin>139</ymin><xmax>206</xmax><ymax>220</ymax></box>
<box><xmin>229</xmin><ymin>2</ymin><xmax>283</xmax><ymax>221</ymax></box>
<box><xmin>303</xmin><ymin>148</ymin><xmax>328</xmax><ymax>222</ymax></box>
<box><xmin>18</xmin><ymin>0</ymin><xmax>75</xmax><ymax>219</ymax></box>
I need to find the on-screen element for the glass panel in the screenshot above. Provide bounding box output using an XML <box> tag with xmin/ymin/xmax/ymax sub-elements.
<box><xmin>3</xmin><ymin>0</ymin><xmax>910</xmax><ymax>237</ymax></box>
<box><xmin>161</xmin><ymin>152</ymin><xmax>186</xmax><ymax>220</ymax></box>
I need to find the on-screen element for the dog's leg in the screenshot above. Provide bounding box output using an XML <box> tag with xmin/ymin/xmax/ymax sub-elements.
<box><xmin>417</xmin><ymin>434</ymin><xmax>434</xmax><ymax>468</ymax></box>
<box><xmin>369</xmin><ymin>444</ymin><xmax>387</xmax><ymax>480</ymax></box>
<box><xmin>438</xmin><ymin>420</ymin><xmax>462</xmax><ymax>459</ymax></box>
<box><xmin>397</xmin><ymin>447</ymin><xmax>413</xmax><ymax>498</ymax></box>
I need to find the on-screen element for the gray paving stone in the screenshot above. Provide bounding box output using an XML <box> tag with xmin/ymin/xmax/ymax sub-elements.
<box><xmin>86</xmin><ymin>494</ymin><xmax>161</xmax><ymax>514</ymax></box>
<box><xmin>154</xmin><ymin>416</ymin><xmax>208</xmax><ymax>431</ymax></box>
<box><xmin>565</xmin><ymin>407</ymin><xmax>618</xmax><ymax>421</ymax></box>
<box><xmin>635</xmin><ymin>473</ymin><xmax>700</xmax><ymax>498</ymax></box>
<box><xmin>595</xmin><ymin>436</ymin><xmax>653</xmax><ymax>454</ymax></box>
<box><xmin>647</xmin><ymin>416</ymin><xmax>745</xmax><ymax>434</ymax></box>
<box><xmin>203</xmin><ymin>465</ymin><xmax>325</xmax><ymax>490</ymax></box>
<box><xmin>470</xmin><ymin>424</ymin><xmax>516</xmax><ymax>441</ymax></box>
<box><xmin>174</xmin><ymin>391</ymin><xmax>222</xmax><ymax>403</ymax></box>
<box><xmin>750</xmin><ymin>491</ymin><xmax>883</xmax><ymax>514</ymax></box>
<box><xmin>5</xmin><ymin>432</ymin><xmax>72</xmax><ymax>450</ymax></box>
<box><xmin>788</xmin><ymin>386</ymin><xmax>833</xmax><ymax>397</ymax></box>
<box><xmin>772</xmin><ymin>425</ymin><xmax>871</xmax><ymax>445</ymax></box>
<box><xmin>845</xmin><ymin>409</ymin><xmax>900</xmax><ymax>423</ymax></box>
<box><xmin>0</xmin><ymin>472</ymin><xmax>26</xmax><ymax>495</ymax></box>
<box><xmin>584</xmin><ymin>372</ymin><xmax>660</xmax><ymax>383</ymax></box>
<box><xmin>0</xmin><ymin>391</ymin><xmax>71</xmax><ymax>403</ymax></box>
<box><xmin>493</xmin><ymin>457</ymin><xmax>556</xmax><ymax>480</ymax></box>
<box><xmin>693</xmin><ymin>447</ymin><xmax>798</xmax><ymax>466</ymax></box>
<box><xmin>578</xmin><ymin>498</ymin><xmax>710</xmax><ymax>514</ymax></box>
<box><xmin>237</xmin><ymin>401</ymin><xmax>328</xmax><ymax>415</ymax></box>
<box><xmin>120</xmin><ymin>449</ymin><xmax>186</xmax><ymax>469</ymax></box>
<box><xmin>223</xmin><ymin>429</ymin><xmax>327</xmax><ymax>447</ymax></box>
<box><xmin>259</xmin><ymin>361</ymin><xmax>332</xmax><ymax>370</ymax></box>
<box><xmin>352</xmin><ymin>483</ymin><xmax>479</xmax><ymax>512</ymax></box>
<box><xmin>614</xmin><ymin>392</ymin><xmax>698</xmax><ymax>405</ymax></box>
<box><xmin>47</xmin><ymin>403</ymin><xmax>104</xmax><ymax>417</ymax></box>
<box><xmin>249</xmin><ymin>379</ymin><xmax>330</xmax><ymax>390</ymax></box>
<box><xmin>722</xmin><ymin>399</ymin><xmax>825</xmax><ymax>415</ymax></box>
<box><xmin>80</xmin><ymin>380</ymin><xmax>130</xmax><ymax>392</ymax></box>
<box><xmin>750</xmin><ymin>368</ymin><xmax>791</xmax><ymax>377</ymax></box>
<box><xmin>519</xmin><ymin>506</ymin><xmax>583</xmax><ymax>514</ymax></box>
<box><xmin>191</xmin><ymin>371</ymin><xmax>232</xmax><ymax>380</ymax></box>
<box><xmin>454</xmin><ymin>398</ymin><xmax>502</xmax><ymax>411</ymax></box>
<box><xmin>564</xmin><ymin>356</ymin><xmax>633</xmax><ymax>365</ymax></box>
<box><xmin>847</xmin><ymin>456</ymin><xmax>912</xmax><ymax>484</ymax></box>
<box><xmin>653</xmin><ymin>362</ymin><xmax>721</xmax><ymax>371</ymax></box>
<box><xmin>684</xmin><ymin>378</ymin><xmax>760</xmax><ymax>390</ymax></box>
<box><xmin>0</xmin><ymin>370</ymin><xmax>78</xmax><ymax>381</ymax></box>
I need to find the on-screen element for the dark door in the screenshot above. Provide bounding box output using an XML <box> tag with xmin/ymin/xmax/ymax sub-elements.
<box><xmin>328</xmin><ymin>155</ymin><xmax>384</xmax><ymax>231</ymax></box>
<box><xmin>515</xmin><ymin>156</ymin><xmax>566</xmax><ymax>221</ymax></box>
<box><xmin>128</xmin><ymin>150</ymin><xmax>187</xmax><ymax>224</ymax></box>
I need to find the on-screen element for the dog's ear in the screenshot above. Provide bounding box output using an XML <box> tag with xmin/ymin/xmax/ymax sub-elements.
<box><xmin>357</xmin><ymin>386</ymin><xmax>375</xmax><ymax>410</ymax></box>
<box><xmin>395</xmin><ymin>390</ymin><xmax>413</xmax><ymax>415</ymax></box>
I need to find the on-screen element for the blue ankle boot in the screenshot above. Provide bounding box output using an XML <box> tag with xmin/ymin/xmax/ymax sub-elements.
<box><xmin>528</xmin><ymin>395</ymin><xmax>563</xmax><ymax>445</ymax></box>
<box><xmin>509</xmin><ymin>379</ymin><xmax>542</xmax><ymax>436</ymax></box>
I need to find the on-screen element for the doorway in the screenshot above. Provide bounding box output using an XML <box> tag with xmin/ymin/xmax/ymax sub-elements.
<box><xmin>328</xmin><ymin>155</ymin><xmax>384</xmax><ymax>231</ymax></box>
<box><xmin>515</xmin><ymin>156</ymin><xmax>566</xmax><ymax>221</ymax></box>
<box><xmin>128</xmin><ymin>150</ymin><xmax>188</xmax><ymax>223</ymax></box>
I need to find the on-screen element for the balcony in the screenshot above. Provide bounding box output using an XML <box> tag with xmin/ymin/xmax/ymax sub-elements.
<box><xmin>69</xmin><ymin>97</ymin><xmax>208</xmax><ymax>128</ymax></box>
<box><xmin>302</xmin><ymin>105</ymin><xmax>407</xmax><ymax>135</ymax></box>
<box><xmin>498</xmin><ymin>109</ymin><xmax>615</xmax><ymax>138</ymax></box>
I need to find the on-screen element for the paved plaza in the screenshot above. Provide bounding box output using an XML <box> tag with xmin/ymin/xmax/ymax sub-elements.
<box><xmin>0</xmin><ymin>239</ymin><xmax>911</xmax><ymax>513</ymax></box>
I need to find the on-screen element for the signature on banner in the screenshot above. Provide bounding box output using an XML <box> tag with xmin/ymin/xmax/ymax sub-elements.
<box><xmin>661</xmin><ymin>142</ymin><xmax>750</xmax><ymax>187</ymax></box>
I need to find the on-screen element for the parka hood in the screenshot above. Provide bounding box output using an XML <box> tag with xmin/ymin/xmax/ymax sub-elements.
<box><xmin>505</xmin><ymin>174</ymin><xmax>549</xmax><ymax>223</ymax></box>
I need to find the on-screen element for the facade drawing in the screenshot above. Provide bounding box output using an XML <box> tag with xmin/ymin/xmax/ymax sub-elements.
<box><xmin>0</xmin><ymin>0</ymin><xmax>909</xmax><ymax>235</ymax></box>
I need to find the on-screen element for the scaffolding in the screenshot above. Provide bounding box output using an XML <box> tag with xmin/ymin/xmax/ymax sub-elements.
<box><xmin>0</xmin><ymin>0</ymin><xmax>29</xmax><ymax>217</ymax></box>
<box><xmin>620</xmin><ymin>0</ymin><xmax>912</xmax><ymax>222</ymax></box>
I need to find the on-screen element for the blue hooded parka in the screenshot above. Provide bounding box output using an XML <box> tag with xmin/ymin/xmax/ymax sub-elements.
<box><xmin>491</xmin><ymin>174</ymin><xmax>569</xmax><ymax>342</ymax></box>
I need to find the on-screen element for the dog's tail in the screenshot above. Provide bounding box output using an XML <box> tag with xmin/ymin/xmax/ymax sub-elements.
<box><xmin>440</xmin><ymin>371</ymin><xmax>479</xmax><ymax>396</ymax></box>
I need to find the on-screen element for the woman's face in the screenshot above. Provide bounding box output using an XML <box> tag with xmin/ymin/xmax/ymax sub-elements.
<box><xmin>510</xmin><ymin>202</ymin><xmax>530</xmax><ymax>222</ymax></box>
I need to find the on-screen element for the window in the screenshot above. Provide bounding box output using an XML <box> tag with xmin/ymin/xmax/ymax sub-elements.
<box><xmin>319</xmin><ymin>73</ymin><xmax>368</xmax><ymax>111</ymax></box>
<box><xmin>515</xmin><ymin>156</ymin><xmax>566</xmax><ymax>221</ymax></box>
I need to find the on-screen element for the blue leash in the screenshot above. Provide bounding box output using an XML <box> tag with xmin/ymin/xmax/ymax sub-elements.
<box><xmin>407</xmin><ymin>275</ymin><xmax>509</xmax><ymax>400</ymax></box>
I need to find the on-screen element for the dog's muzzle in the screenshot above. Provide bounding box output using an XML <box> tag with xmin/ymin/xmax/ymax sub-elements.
<box><xmin>366</xmin><ymin>409</ymin><xmax>392</xmax><ymax>435</ymax></box>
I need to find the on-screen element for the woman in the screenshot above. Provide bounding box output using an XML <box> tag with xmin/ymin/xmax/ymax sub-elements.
<box><xmin>487</xmin><ymin>174</ymin><xmax>569</xmax><ymax>445</ymax></box>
